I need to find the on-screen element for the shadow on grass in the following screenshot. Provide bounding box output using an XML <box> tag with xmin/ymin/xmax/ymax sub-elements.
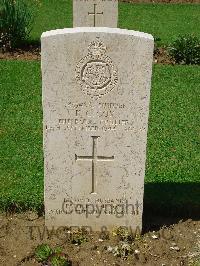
<box><xmin>143</xmin><ymin>182</ymin><xmax>200</xmax><ymax>232</ymax></box>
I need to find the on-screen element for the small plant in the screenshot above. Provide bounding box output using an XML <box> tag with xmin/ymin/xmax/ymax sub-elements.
<box><xmin>71</xmin><ymin>228</ymin><xmax>88</xmax><ymax>245</ymax></box>
<box><xmin>35</xmin><ymin>244</ymin><xmax>71</xmax><ymax>266</ymax></box>
<box><xmin>50</xmin><ymin>255</ymin><xmax>70</xmax><ymax>266</ymax></box>
<box><xmin>0</xmin><ymin>0</ymin><xmax>33</xmax><ymax>50</ymax></box>
<box><xmin>112</xmin><ymin>227</ymin><xmax>133</xmax><ymax>242</ymax></box>
<box><xmin>112</xmin><ymin>242</ymin><xmax>133</xmax><ymax>259</ymax></box>
<box><xmin>35</xmin><ymin>244</ymin><xmax>53</xmax><ymax>262</ymax></box>
<box><xmin>169</xmin><ymin>34</ymin><xmax>200</xmax><ymax>65</ymax></box>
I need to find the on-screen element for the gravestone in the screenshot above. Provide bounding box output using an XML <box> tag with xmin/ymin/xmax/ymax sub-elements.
<box><xmin>73</xmin><ymin>0</ymin><xmax>118</xmax><ymax>27</ymax></box>
<box><xmin>42</xmin><ymin>27</ymin><xmax>154</xmax><ymax>231</ymax></box>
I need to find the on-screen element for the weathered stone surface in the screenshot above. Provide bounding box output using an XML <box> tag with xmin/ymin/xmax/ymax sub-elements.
<box><xmin>73</xmin><ymin>0</ymin><xmax>118</xmax><ymax>27</ymax></box>
<box><xmin>42</xmin><ymin>27</ymin><xmax>154</xmax><ymax>231</ymax></box>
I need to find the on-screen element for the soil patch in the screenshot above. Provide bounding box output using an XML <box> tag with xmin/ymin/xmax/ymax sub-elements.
<box><xmin>0</xmin><ymin>212</ymin><xmax>199</xmax><ymax>266</ymax></box>
<box><xmin>0</xmin><ymin>46</ymin><xmax>40</xmax><ymax>61</ymax></box>
<box><xmin>154</xmin><ymin>47</ymin><xmax>175</xmax><ymax>64</ymax></box>
<box><xmin>0</xmin><ymin>47</ymin><xmax>174</xmax><ymax>65</ymax></box>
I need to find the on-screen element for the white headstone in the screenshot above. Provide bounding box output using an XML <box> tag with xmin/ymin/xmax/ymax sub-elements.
<box><xmin>73</xmin><ymin>0</ymin><xmax>118</xmax><ymax>27</ymax></box>
<box><xmin>42</xmin><ymin>27</ymin><xmax>154</xmax><ymax>232</ymax></box>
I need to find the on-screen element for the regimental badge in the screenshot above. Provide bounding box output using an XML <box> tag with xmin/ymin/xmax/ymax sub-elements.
<box><xmin>75</xmin><ymin>38</ymin><xmax>118</xmax><ymax>99</ymax></box>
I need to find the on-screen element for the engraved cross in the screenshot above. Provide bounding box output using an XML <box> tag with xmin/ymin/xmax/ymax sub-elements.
<box><xmin>88</xmin><ymin>4</ymin><xmax>103</xmax><ymax>27</ymax></box>
<box><xmin>75</xmin><ymin>136</ymin><xmax>114</xmax><ymax>194</ymax></box>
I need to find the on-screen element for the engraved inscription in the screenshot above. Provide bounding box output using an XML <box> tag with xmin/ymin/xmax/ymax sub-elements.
<box><xmin>75</xmin><ymin>39</ymin><xmax>118</xmax><ymax>99</ymax></box>
<box><xmin>75</xmin><ymin>136</ymin><xmax>114</xmax><ymax>194</ymax></box>
<box><xmin>88</xmin><ymin>4</ymin><xmax>103</xmax><ymax>27</ymax></box>
<box><xmin>45</xmin><ymin>102</ymin><xmax>136</xmax><ymax>132</ymax></box>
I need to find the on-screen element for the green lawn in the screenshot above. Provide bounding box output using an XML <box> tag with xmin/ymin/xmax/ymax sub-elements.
<box><xmin>0</xmin><ymin>61</ymin><xmax>43</xmax><ymax>211</ymax></box>
<box><xmin>29</xmin><ymin>1</ymin><xmax>200</xmax><ymax>45</ymax></box>
<box><xmin>0</xmin><ymin>60</ymin><xmax>199</xmax><ymax>214</ymax></box>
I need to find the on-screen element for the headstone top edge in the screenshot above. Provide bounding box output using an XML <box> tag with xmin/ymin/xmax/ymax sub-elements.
<box><xmin>41</xmin><ymin>27</ymin><xmax>154</xmax><ymax>41</ymax></box>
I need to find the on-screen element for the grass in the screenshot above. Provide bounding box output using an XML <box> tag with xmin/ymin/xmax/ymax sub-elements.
<box><xmin>119</xmin><ymin>3</ymin><xmax>200</xmax><ymax>45</ymax></box>
<box><xmin>145</xmin><ymin>64</ymin><xmax>200</xmax><ymax>216</ymax></box>
<box><xmin>147</xmin><ymin>65</ymin><xmax>199</xmax><ymax>184</ymax></box>
<box><xmin>0</xmin><ymin>61</ymin><xmax>43</xmax><ymax>211</ymax></box>
<box><xmin>29</xmin><ymin>0</ymin><xmax>73</xmax><ymax>42</ymax></box>
<box><xmin>28</xmin><ymin>1</ymin><xmax>200</xmax><ymax>45</ymax></box>
<box><xmin>0</xmin><ymin>61</ymin><xmax>199</xmax><ymax>214</ymax></box>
